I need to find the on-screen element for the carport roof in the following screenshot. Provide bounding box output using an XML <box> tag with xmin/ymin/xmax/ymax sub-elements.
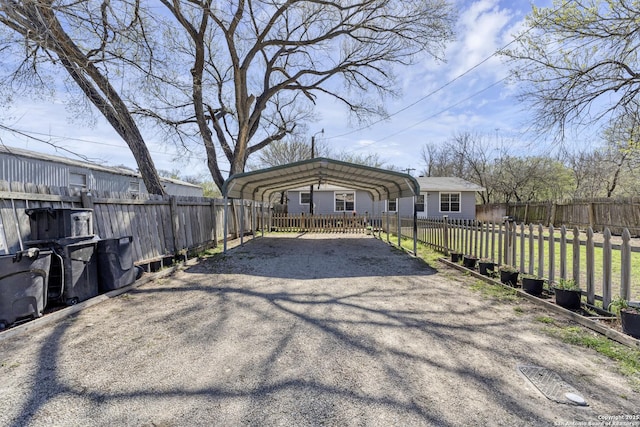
<box><xmin>222</xmin><ymin>157</ymin><xmax>420</xmax><ymax>202</ymax></box>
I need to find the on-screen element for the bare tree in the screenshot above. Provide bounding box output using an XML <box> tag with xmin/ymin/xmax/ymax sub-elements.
<box><xmin>0</xmin><ymin>0</ymin><xmax>166</xmax><ymax>194</ymax></box>
<box><xmin>251</xmin><ymin>135</ymin><xmax>330</xmax><ymax>169</ymax></box>
<box><xmin>139</xmin><ymin>0</ymin><xmax>456</xmax><ymax>191</ymax></box>
<box><xmin>420</xmin><ymin>132</ymin><xmax>495</xmax><ymax>203</ymax></box>
<box><xmin>1</xmin><ymin>1</ymin><xmax>455</xmax><ymax>194</ymax></box>
<box><xmin>502</xmin><ymin>0</ymin><xmax>640</xmax><ymax>137</ymax></box>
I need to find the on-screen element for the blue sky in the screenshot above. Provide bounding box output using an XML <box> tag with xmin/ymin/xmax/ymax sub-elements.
<box><xmin>0</xmin><ymin>0</ymin><xmax>559</xmax><ymax>179</ymax></box>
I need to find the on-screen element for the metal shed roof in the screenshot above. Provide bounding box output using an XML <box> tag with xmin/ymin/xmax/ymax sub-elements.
<box><xmin>222</xmin><ymin>157</ymin><xmax>420</xmax><ymax>202</ymax></box>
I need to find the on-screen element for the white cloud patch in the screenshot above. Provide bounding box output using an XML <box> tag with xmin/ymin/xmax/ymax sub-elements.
<box><xmin>448</xmin><ymin>0</ymin><xmax>515</xmax><ymax>79</ymax></box>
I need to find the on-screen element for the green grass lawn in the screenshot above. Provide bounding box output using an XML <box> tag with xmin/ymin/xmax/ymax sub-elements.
<box><xmin>389</xmin><ymin>227</ymin><xmax>640</xmax><ymax>302</ymax></box>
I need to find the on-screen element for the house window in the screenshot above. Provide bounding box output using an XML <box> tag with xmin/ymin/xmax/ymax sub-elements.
<box><xmin>440</xmin><ymin>192</ymin><xmax>460</xmax><ymax>212</ymax></box>
<box><xmin>416</xmin><ymin>194</ymin><xmax>425</xmax><ymax>212</ymax></box>
<box><xmin>69</xmin><ymin>172</ymin><xmax>87</xmax><ymax>188</ymax></box>
<box><xmin>300</xmin><ymin>192</ymin><xmax>311</xmax><ymax>204</ymax></box>
<box><xmin>387</xmin><ymin>198</ymin><xmax>397</xmax><ymax>212</ymax></box>
<box><xmin>129</xmin><ymin>181</ymin><xmax>140</xmax><ymax>193</ymax></box>
<box><xmin>335</xmin><ymin>192</ymin><xmax>355</xmax><ymax>212</ymax></box>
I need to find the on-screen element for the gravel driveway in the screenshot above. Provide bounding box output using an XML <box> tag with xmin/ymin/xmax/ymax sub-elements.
<box><xmin>0</xmin><ymin>233</ymin><xmax>637</xmax><ymax>426</ymax></box>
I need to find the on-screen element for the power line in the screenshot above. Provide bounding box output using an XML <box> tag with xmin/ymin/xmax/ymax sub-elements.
<box><xmin>327</xmin><ymin>0</ymin><xmax>577</xmax><ymax>142</ymax></box>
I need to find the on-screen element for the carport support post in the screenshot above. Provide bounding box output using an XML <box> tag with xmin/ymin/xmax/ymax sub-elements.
<box><xmin>261</xmin><ymin>203</ymin><xmax>265</xmax><ymax>237</ymax></box>
<box><xmin>386</xmin><ymin>211</ymin><xmax>390</xmax><ymax>243</ymax></box>
<box><xmin>223</xmin><ymin>196</ymin><xmax>229</xmax><ymax>253</ymax></box>
<box><xmin>397</xmin><ymin>211</ymin><xmax>401</xmax><ymax>248</ymax></box>
<box><xmin>413</xmin><ymin>198</ymin><xmax>418</xmax><ymax>255</ymax></box>
<box><xmin>240</xmin><ymin>201</ymin><xmax>245</xmax><ymax>246</ymax></box>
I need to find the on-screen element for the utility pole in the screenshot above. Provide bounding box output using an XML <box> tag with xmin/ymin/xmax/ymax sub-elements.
<box><xmin>310</xmin><ymin>129</ymin><xmax>324</xmax><ymax>214</ymax></box>
<box><xmin>404</xmin><ymin>167</ymin><xmax>415</xmax><ymax>176</ymax></box>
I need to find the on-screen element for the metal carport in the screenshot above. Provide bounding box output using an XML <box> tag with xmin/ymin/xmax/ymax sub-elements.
<box><xmin>221</xmin><ymin>157</ymin><xmax>420</xmax><ymax>253</ymax></box>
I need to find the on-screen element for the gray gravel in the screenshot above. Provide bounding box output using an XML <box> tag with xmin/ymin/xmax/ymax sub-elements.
<box><xmin>0</xmin><ymin>233</ymin><xmax>638</xmax><ymax>426</ymax></box>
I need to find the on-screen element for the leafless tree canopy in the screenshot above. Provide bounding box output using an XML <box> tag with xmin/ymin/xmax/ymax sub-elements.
<box><xmin>0</xmin><ymin>0</ymin><xmax>166</xmax><ymax>194</ymax></box>
<box><xmin>502</xmin><ymin>0</ymin><xmax>640</xmax><ymax>137</ymax></box>
<box><xmin>0</xmin><ymin>0</ymin><xmax>456</xmax><ymax>193</ymax></box>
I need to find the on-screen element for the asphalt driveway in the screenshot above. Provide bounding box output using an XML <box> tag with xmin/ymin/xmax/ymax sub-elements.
<box><xmin>0</xmin><ymin>234</ymin><xmax>637</xmax><ymax>426</ymax></box>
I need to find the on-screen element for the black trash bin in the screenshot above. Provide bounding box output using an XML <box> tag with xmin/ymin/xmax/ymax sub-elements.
<box><xmin>45</xmin><ymin>238</ymin><xmax>99</xmax><ymax>306</ymax></box>
<box><xmin>0</xmin><ymin>248</ymin><xmax>51</xmax><ymax>330</ymax></box>
<box><xmin>97</xmin><ymin>236</ymin><xmax>137</xmax><ymax>292</ymax></box>
<box><xmin>25</xmin><ymin>208</ymin><xmax>94</xmax><ymax>241</ymax></box>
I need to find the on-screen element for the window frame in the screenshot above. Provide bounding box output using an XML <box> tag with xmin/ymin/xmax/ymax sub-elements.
<box><xmin>387</xmin><ymin>198</ymin><xmax>397</xmax><ymax>212</ymax></box>
<box><xmin>128</xmin><ymin>180</ymin><xmax>141</xmax><ymax>193</ymax></box>
<box><xmin>439</xmin><ymin>192</ymin><xmax>461</xmax><ymax>213</ymax></box>
<box><xmin>334</xmin><ymin>191</ymin><xmax>355</xmax><ymax>212</ymax></box>
<box><xmin>299</xmin><ymin>192</ymin><xmax>311</xmax><ymax>205</ymax></box>
<box><xmin>416</xmin><ymin>194</ymin><xmax>425</xmax><ymax>212</ymax></box>
<box><xmin>69</xmin><ymin>172</ymin><xmax>87</xmax><ymax>189</ymax></box>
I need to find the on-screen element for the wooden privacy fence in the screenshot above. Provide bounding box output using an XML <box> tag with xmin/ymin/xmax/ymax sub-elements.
<box><xmin>477</xmin><ymin>198</ymin><xmax>640</xmax><ymax>236</ymax></box>
<box><xmin>0</xmin><ymin>181</ymin><xmax>268</xmax><ymax>265</ymax></box>
<box><xmin>272</xmin><ymin>213</ymin><xmax>368</xmax><ymax>233</ymax></box>
<box><xmin>386</xmin><ymin>215</ymin><xmax>640</xmax><ymax>306</ymax></box>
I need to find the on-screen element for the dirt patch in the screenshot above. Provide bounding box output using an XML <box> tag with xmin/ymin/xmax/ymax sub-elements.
<box><xmin>0</xmin><ymin>234</ymin><xmax>638</xmax><ymax>426</ymax></box>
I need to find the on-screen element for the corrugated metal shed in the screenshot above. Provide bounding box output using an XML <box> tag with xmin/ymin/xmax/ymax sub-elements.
<box><xmin>0</xmin><ymin>145</ymin><xmax>203</xmax><ymax>196</ymax></box>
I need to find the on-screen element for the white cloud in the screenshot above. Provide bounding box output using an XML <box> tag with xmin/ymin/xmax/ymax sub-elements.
<box><xmin>447</xmin><ymin>0</ymin><xmax>517</xmax><ymax>79</ymax></box>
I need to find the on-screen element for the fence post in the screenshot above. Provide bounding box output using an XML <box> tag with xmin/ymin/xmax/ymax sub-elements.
<box><xmin>511</xmin><ymin>222</ymin><xmax>517</xmax><ymax>268</ymax></box>
<box><xmin>586</xmin><ymin>227</ymin><xmax>595</xmax><ymax>305</ymax></box>
<box><xmin>211</xmin><ymin>199</ymin><xmax>218</xmax><ymax>247</ymax></box>
<box><xmin>572</xmin><ymin>227</ymin><xmax>581</xmax><ymax>287</ymax></box>
<box><xmin>528</xmin><ymin>223</ymin><xmax>534</xmax><ymax>275</ymax></box>
<box><xmin>170</xmin><ymin>196</ymin><xmax>180</xmax><ymax>254</ymax></box>
<box><xmin>560</xmin><ymin>225</ymin><xmax>567</xmax><ymax>280</ymax></box>
<box><xmin>537</xmin><ymin>224</ymin><xmax>544</xmax><ymax>278</ymax></box>
<box><xmin>621</xmin><ymin>228</ymin><xmax>631</xmax><ymax>300</ymax></box>
<box><xmin>443</xmin><ymin>215</ymin><xmax>449</xmax><ymax>253</ymax></box>
<box><xmin>548</xmin><ymin>225</ymin><xmax>555</xmax><ymax>284</ymax></box>
<box><xmin>520</xmin><ymin>223</ymin><xmax>526</xmax><ymax>273</ymax></box>
<box><xmin>603</xmin><ymin>228</ymin><xmax>612</xmax><ymax>310</ymax></box>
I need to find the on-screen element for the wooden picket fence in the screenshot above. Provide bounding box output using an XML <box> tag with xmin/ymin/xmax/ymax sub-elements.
<box><xmin>271</xmin><ymin>213</ymin><xmax>368</xmax><ymax>233</ymax></box>
<box><xmin>384</xmin><ymin>214</ymin><xmax>640</xmax><ymax>306</ymax></box>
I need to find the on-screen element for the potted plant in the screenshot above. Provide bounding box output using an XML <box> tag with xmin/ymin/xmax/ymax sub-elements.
<box><xmin>462</xmin><ymin>254</ymin><xmax>478</xmax><ymax>269</ymax></box>
<box><xmin>521</xmin><ymin>274</ymin><xmax>544</xmax><ymax>296</ymax></box>
<box><xmin>609</xmin><ymin>297</ymin><xmax>640</xmax><ymax>339</ymax></box>
<box><xmin>450</xmin><ymin>251</ymin><xmax>463</xmax><ymax>263</ymax></box>
<box><xmin>553</xmin><ymin>278</ymin><xmax>582</xmax><ymax>310</ymax></box>
<box><xmin>478</xmin><ymin>258</ymin><xmax>495</xmax><ymax>276</ymax></box>
<box><xmin>499</xmin><ymin>265</ymin><xmax>519</xmax><ymax>287</ymax></box>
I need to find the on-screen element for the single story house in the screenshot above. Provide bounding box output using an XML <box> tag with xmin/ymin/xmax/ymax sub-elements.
<box><xmin>286</xmin><ymin>176</ymin><xmax>485</xmax><ymax>220</ymax></box>
<box><xmin>0</xmin><ymin>145</ymin><xmax>203</xmax><ymax>197</ymax></box>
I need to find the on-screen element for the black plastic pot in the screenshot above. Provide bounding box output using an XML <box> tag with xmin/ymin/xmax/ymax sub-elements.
<box><xmin>621</xmin><ymin>310</ymin><xmax>640</xmax><ymax>339</ymax></box>
<box><xmin>478</xmin><ymin>261</ymin><xmax>495</xmax><ymax>276</ymax></box>
<box><xmin>450</xmin><ymin>252</ymin><xmax>462</xmax><ymax>263</ymax></box>
<box><xmin>554</xmin><ymin>288</ymin><xmax>581</xmax><ymax>310</ymax></box>
<box><xmin>462</xmin><ymin>256</ymin><xmax>478</xmax><ymax>269</ymax></box>
<box><xmin>500</xmin><ymin>270</ymin><xmax>519</xmax><ymax>287</ymax></box>
<box><xmin>522</xmin><ymin>277</ymin><xmax>544</xmax><ymax>296</ymax></box>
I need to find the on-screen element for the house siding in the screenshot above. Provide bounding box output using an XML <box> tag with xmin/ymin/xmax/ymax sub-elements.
<box><xmin>287</xmin><ymin>190</ymin><xmax>376</xmax><ymax>215</ymax></box>
<box><xmin>288</xmin><ymin>190</ymin><xmax>477</xmax><ymax>220</ymax></box>
<box><xmin>0</xmin><ymin>148</ymin><xmax>202</xmax><ymax>197</ymax></box>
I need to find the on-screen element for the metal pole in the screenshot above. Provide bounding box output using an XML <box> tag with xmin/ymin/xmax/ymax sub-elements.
<box><xmin>413</xmin><ymin>197</ymin><xmax>418</xmax><ymax>255</ymax></box>
<box><xmin>223</xmin><ymin>196</ymin><xmax>229</xmax><ymax>253</ymax></box>
<box><xmin>240</xmin><ymin>201</ymin><xmax>245</xmax><ymax>246</ymax></box>
<box><xmin>309</xmin><ymin>129</ymin><xmax>324</xmax><ymax>215</ymax></box>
